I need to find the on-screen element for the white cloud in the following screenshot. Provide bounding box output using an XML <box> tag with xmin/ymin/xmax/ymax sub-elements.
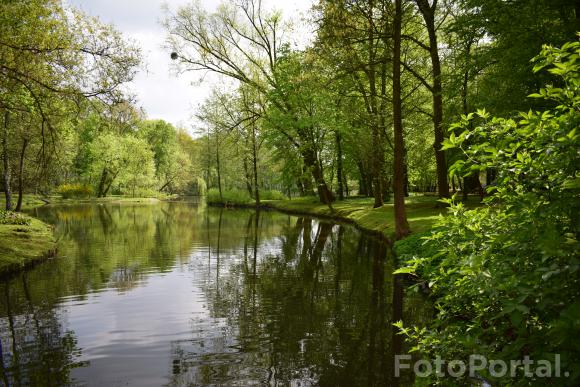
<box><xmin>67</xmin><ymin>0</ymin><xmax>314</xmax><ymax>132</ymax></box>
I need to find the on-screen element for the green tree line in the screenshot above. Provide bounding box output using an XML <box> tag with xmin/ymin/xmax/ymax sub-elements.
<box><xmin>164</xmin><ymin>0</ymin><xmax>578</xmax><ymax>237</ymax></box>
<box><xmin>0</xmin><ymin>0</ymin><xmax>205</xmax><ymax>205</ymax></box>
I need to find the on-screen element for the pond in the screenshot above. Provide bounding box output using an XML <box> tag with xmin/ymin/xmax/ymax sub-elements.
<box><xmin>1</xmin><ymin>201</ymin><xmax>430</xmax><ymax>386</ymax></box>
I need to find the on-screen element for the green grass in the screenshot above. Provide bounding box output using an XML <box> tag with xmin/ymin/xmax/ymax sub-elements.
<box><xmin>1</xmin><ymin>194</ymin><xmax>163</xmax><ymax>211</ymax></box>
<box><xmin>266</xmin><ymin>195</ymin><xmax>482</xmax><ymax>238</ymax></box>
<box><xmin>0</xmin><ymin>214</ymin><xmax>56</xmax><ymax>276</ymax></box>
<box><xmin>0</xmin><ymin>194</ymin><xmax>51</xmax><ymax>211</ymax></box>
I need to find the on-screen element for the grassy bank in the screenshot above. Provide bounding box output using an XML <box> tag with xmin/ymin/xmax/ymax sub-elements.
<box><xmin>0</xmin><ymin>212</ymin><xmax>56</xmax><ymax>276</ymax></box>
<box><xmin>1</xmin><ymin>194</ymin><xmax>164</xmax><ymax>211</ymax></box>
<box><xmin>0</xmin><ymin>194</ymin><xmax>162</xmax><ymax>276</ymax></box>
<box><xmin>265</xmin><ymin>195</ymin><xmax>468</xmax><ymax>238</ymax></box>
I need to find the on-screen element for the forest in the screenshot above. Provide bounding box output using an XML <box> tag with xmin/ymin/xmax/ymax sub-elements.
<box><xmin>1</xmin><ymin>0</ymin><xmax>579</xmax><ymax>385</ymax></box>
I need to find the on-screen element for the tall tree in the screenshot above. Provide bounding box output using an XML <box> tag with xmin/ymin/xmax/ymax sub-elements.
<box><xmin>165</xmin><ymin>0</ymin><xmax>335</xmax><ymax>203</ymax></box>
<box><xmin>0</xmin><ymin>0</ymin><xmax>139</xmax><ymax>209</ymax></box>
<box><xmin>315</xmin><ymin>0</ymin><xmax>393</xmax><ymax>207</ymax></box>
<box><xmin>396</xmin><ymin>0</ymin><xmax>451</xmax><ymax>198</ymax></box>
<box><xmin>393</xmin><ymin>0</ymin><xmax>410</xmax><ymax>238</ymax></box>
<box><xmin>412</xmin><ymin>0</ymin><xmax>450</xmax><ymax>199</ymax></box>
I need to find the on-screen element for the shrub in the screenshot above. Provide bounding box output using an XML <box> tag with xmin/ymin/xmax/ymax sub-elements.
<box><xmin>0</xmin><ymin>210</ymin><xmax>31</xmax><ymax>226</ymax></box>
<box><xmin>57</xmin><ymin>183</ymin><xmax>94</xmax><ymax>199</ymax></box>
<box><xmin>206</xmin><ymin>188</ymin><xmax>252</xmax><ymax>206</ymax></box>
<box><xmin>395</xmin><ymin>39</ymin><xmax>580</xmax><ymax>385</ymax></box>
<box><xmin>260</xmin><ymin>189</ymin><xmax>287</xmax><ymax>200</ymax></box>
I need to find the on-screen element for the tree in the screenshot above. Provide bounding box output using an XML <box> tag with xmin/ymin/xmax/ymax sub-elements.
<box><xmin>165</xmin><ymin>0</ymin><xmax>335</xmax><ymax>203</ymax></box>
<box><xmin>397</xmin><ymin>37</ymin><xmax>580</xmax><ymax>385</ymax></box>
<box><xmin>453</xmin><ymin>0</ymin><xmax>579</xmax><ymax>116</ymax></box>
<box><xmin>407</xmin><ymin>0</ymin><xmax>450</xmax><ymax>199</ymax></box>
<box><xmin>392</xmin><ymin>0</ymin><xmax>410</xmax><ymax>238</ymax></box>
<box><xmin>0</xmin><ymin>0</ymin><xmax>140</xmax><ymax>209</ymax></box>
<box><xmin>315</xmin><ymin>0</ymin><xmax>394</xmax><ymax>207</ymax></box>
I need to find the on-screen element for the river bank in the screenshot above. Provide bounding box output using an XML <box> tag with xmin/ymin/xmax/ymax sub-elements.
<box><xmin>0</xmin><ymin>194</ymin><xmax>166</xmax><ymax>276</ymax></box>
<box><xmin>210</xmin><ymin>195</ymin><xmax>481</xmax><ymax>254</ymax></box>
<box><xmin>0</xmin><ymin>193</ymin><xmax>470</xmax><ymax>276</ymax></box>
<box><xmin>264</xmin><ymin>196</ymin><xmax>445</xmax><ymax>237</ymax></box>
<box><xmin>0</xmin><ymin>212</ymin><xmax>56</xmax><ymax>276</ymax></box>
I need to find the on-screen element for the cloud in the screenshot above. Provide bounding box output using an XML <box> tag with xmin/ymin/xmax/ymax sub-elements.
<box><xmin>67</xmin><ymin>0</ymin><xmax>314</xmax><ymax>131</ymax></box>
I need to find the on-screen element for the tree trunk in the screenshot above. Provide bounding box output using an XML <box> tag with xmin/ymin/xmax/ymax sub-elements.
<box><xmin>2</xmin><ymin>111</ymin><xmax>12</xmax><ymax>211</ymax></box>
<box><xmin>367</xmin><ymin>171</ymin><xmax>374</xmax><ymax>197</ymax></box>
<box><xmin>159</xmin><ymin>179</ymin><xmax>173</xmax><ymax>192</ymax></box>
<box><xmin>102</xmin><ymin>169</ymin><xmax>119</xmax><ymax>197</ymax></box>
<box><xmin>243</xmin><ymin>155</ymin><xmax>254</xmax><ymax>198</ymax></box>
<box><xmin>381</xmin><ymin>174</ymin><xmax>391</xmax><ymax>202</ymax></box>
<box><xmin>393</xmin><ymin>0</ymin><xmax>410</xmax><ymax>239</ymax></box>
<box><xmin>242</xmin><ymin>132</ymin><xmax>253</xmax><ymax>197</ymax></box>
<box><xmin>417</xmin><ymin>0</ymin><xmax>449</xmax><ymax>199</ymax></box>
<box><xmin>335</xmin><ymin>131</ymin><xmax>344</xmax><ymax>200</ymax></box>
<box><xmin>215</xmin><ymin>135</ymin><xmax>223</xmax><ymax>201</ymax></box>
<box><xmin>15</xmin><ymin>137</ymin><xmax>29</xmax><ymax>212</ymax></box>
<box><xmin>368</xmin><ymin>0</ymin><xmax>384</xmax><ymax>208</ymax></box>
<box><xmin>357</xmin><ymin>161</ymin><xmax>367</xmax><ymax>196</ymax></box>
<box><xmin>97</xmin><ymin>168</ymin><xmax>109</xmax><ymax>197</ymax></box>
<box><xmin>205</xmin><ymin>129</ymin><xmax>211</xmax><ymax>190</ymax></box>
<box><xmin>301</xmin><ymin>165</ymin><xmax>314</xmax><ymax>196</ymax></box>
<box><xmin>296</xmin><ymin>179</ymin><xmax>305</xmax><ymax>196</ymax></box>
<box><xmin>251</xmin><ymin>122</ymin><xmax>260</xmax><ymax>206</ymax></box>
<box><xmin>302</xmin><ymin>146</ymin><xmax>334</xmax><ymax>204</ymax></box>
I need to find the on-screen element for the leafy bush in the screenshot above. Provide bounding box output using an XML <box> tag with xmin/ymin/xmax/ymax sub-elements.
<box><xmin>57</xmin><ymin>183</ymin><xmax>93</xmax><ymax>199</ymax></box>
<box><xmin>206</xmin><ymin>188</ymin><xmax>252</xmax><ymax>206</ymax></box>
<box><xmin>260</xmin><ymin>189</ymin><xmax>287</xmax><ymax>200</ymax></box>
<box><xmin>396</xmin><ymin>39</ymin><xmax>580</xmax><ymax>385</ymax></box>
<box><xmin>0</xmin><ymin>210</ymin><xmax>31</xmax><ymax>225</ymax></box>
<box><xmin>393</xmin><ymin>230</ymin><xmax>434</xmax><ymax>257</ymax></box>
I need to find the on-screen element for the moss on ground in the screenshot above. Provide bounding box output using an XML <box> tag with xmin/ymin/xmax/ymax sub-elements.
<box><xmin>0</xmin><ymin>214</ymin><xmax>56</xmax><ymax>276</ymax></box>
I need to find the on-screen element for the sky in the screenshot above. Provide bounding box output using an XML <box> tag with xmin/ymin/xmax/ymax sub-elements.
<box><xmin>66</xmin><ymin>0</ymin><xmax>314</xmax><ymax>132</ymax></box>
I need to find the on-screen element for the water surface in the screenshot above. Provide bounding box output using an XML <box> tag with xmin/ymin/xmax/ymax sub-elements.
<box><xmin>1</xmin><ymin>202</ymin><xmax>430</xmax><ymax>386</ymax></box>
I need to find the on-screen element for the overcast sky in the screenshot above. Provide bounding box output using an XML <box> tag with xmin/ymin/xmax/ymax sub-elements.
<box><xmin>66</xmin><ymin>0</ymin><xmax>314</xmax><ymax>132</ymax></box>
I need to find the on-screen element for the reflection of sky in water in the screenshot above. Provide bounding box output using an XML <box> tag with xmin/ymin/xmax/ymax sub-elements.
<box><xmin>67</xmin><ymin>264</ymin><xmax>209</xmax><ymax>385</ymax></box>
<box><xmin>1</xmin><ymin>203</ymin><xmax>429</xmax><ymax>386</ymax></box>
<box><xmin>64</xmin><ymin>233</ymin><xmax>288</xmax><ymax>385</ymax></box>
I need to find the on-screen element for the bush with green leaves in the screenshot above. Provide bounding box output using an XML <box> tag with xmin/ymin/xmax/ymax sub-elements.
<box><xmin>396</xmin><ymin>38</ymin><xmax>579</xmax><ymax>385</ymax></box>
<box><xmin>57</xmin><ymin>183</ymin><xmax>94</xmax><ymax>199</ymax></box>
<box><xmin>206</xmin><ymin>188</ymin><xmax>252</xmax><ymax>206</ymax></box>
<box><xmin>0</xmin><ymin>210</ymin><xmax>31</xmax><ymax>226</ymax></box>
<box><xmin>259</xmin><ymin>189</ymin><xmax>287</xmax><ymax>200</ymax></box>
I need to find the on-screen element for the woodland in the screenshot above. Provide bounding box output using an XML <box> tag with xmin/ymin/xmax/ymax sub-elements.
<box><xmin>1</xmin><ymin>0</ymin><xmax>579</xmax><ymax>385</ymax></box>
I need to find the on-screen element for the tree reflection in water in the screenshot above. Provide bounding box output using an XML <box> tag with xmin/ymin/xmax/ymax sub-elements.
<box><xmin>0</xmin><ymin>203</ymin><xmax>430</xmax><ymax>386</ymax></box>
<box><xmin>1</xmin><ymin>275</ymin><xmax>83</xmax><ymax>386</ymax></box>
<box><xmin>169</xmin><ymin>212</ymin><xmax>429</xmax><ymax>386</ymax></box>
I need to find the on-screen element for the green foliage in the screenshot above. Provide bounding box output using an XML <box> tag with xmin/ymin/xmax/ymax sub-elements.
<box><xmin>57</xmin><ymin>183</ymin><xmax>93</xmax><ymax>199</ymax></box>
<box><xmin>0</xmin><ymin>210</ymin><xmax>31</xmax><ymax>226</ymax></box>
<box><xmin>396</xmin><ymin>39</ymin><xmax>580</xmax><ymax>385</ymax></box>
<box><xmin>259</xmin><ymin>189</ymin><xmax>287</xmax><ymax>201</ymax></box>
<box><xmin>206</xmin><ymin>188</ymin><xmax>252</xmax><ymax>206</ymax></box>
<box><xmin>447</xmin><ymin>0</ymin><xmax>578</xmax><ymax>116</ymax></box>
<box><xmin>393</xmin><ymin>230</ymin><xmax>434</xmax><ymax>257</ymax></box>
